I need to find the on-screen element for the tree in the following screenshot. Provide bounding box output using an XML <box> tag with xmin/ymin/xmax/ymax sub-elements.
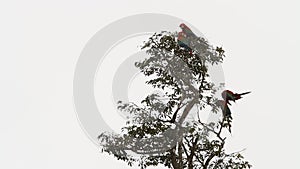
<box><xmin>98</xmin><ymin>30</ymin><xmax>251</xmax><ymax>169</ymax></box>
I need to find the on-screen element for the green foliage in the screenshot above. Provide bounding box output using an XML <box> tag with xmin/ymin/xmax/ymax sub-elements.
<box><xmin>98</xmin><ymin>31</ymin><xmax>251</xmax><ymax>169</ymax></box>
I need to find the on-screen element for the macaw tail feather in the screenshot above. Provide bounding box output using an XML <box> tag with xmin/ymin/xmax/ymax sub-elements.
<box><xmin>239</xmin><ymin>91</ymin><xmax>251</xmax><ymax>96</ymax></box>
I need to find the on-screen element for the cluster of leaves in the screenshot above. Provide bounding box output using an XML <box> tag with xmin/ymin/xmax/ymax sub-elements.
<box><xmin>98</xmin><ymin>31</ymin><xmax>251</xmax><ymax>169</ymax></box>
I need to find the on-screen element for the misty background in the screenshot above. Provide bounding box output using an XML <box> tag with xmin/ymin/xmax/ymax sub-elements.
<box><xmin>0</xmin><ymin>0</ymin><xmax>299</xmax><ymax>168</ymax></box>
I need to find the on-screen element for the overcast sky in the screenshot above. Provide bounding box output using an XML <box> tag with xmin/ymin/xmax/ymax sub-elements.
<box><xmin>0</xmin><ymin>0</ymin><xmax>300</xmax><ymax>169</ymax></box>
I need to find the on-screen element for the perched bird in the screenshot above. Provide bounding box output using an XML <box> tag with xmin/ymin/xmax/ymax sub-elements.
<box><xmin>179</xmin><ymin>23</ymin><xmax>197</xmax><ymax>38</ymax></box>
<box><xmin>177</xmin><ymin>31</ymin><xmax>192</xmax><ymax>51</ymax></box>
<box><xmin>222</xmin><ymin>90</ymin><xmax>251</xmax><ymax>104</ymax></box>
<box><xmin>216</xmin><ymin>100</ymin><xmax>232</xmax><ymax>119</ymax></box>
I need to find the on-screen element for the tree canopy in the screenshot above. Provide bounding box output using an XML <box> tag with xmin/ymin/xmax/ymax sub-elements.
<box><xmin>98</xmin><ymin>30</ymin><xmax>251</xmax><ymax>169</ymax></box>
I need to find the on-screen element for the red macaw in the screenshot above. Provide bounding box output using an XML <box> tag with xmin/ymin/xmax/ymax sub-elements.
<box><xmin>221</xmin><ymin>90</ymin><xmax>251</xmax><ymax>104</ymax></box>
<box><xmin>177</xmin><ymin>31</ymin><xmax>192</xmax><ymax>51</ymax></box>
<box><xmin>216</xmin><ymin>100</ymin><xmax>232</xmax><ymax>119</ymax></box>
<box><xmin>179</xmin><ymin>23</ymin><xmax>197</xmax><ymax>38</ymax></box>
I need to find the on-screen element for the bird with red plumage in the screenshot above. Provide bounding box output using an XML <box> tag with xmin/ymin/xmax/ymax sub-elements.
<box><xmin>179</xmin><ymin>23</ymin><xmax>197</xmax><ymax>38</ymax></box>
<box><xmin>177</xmin><ymin>31</ymin><xmax>192</xmax><ymax>51</ymax></box>
<box><xmin>221</xmin><ymin>90</ymin><xmax>251</xmax><ymax>105</ymax></box>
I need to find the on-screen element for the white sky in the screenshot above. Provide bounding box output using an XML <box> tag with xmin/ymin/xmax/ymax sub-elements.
<box><xmin>0</xmin><ymin>0</ymin><xmax>300</xmax><ymax>169</ymax></box>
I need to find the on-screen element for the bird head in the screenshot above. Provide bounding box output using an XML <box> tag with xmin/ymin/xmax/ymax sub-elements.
<box><xmin>222</xmin><ymin>90</ymin><xmax>234</xmax><ymax>98</ymax></box>
<box><xmin>179</xmin><ymin>23</ymin><xmax>187</xmax><ymax>29</ymax></box>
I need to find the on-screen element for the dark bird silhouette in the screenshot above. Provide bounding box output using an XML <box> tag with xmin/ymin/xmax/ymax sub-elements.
<box><xmin>216</xmin><ymin>100</ymin><xmax>233</xmax><ymax>133</ymax></box>
<box><xmin>216</xmin><ymin>100</ymin><xmax>232</xmax><ymax>119</ymax></box>
<box><xmin>222</xmin><ymin>90</ymin><xmax>251</xmax><ymax>105</ymax></box>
